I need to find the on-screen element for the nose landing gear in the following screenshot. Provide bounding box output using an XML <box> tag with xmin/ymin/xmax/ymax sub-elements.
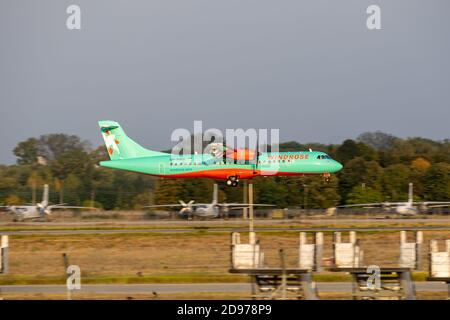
<box><xmin>323</xmin><ymin>173</ymin><xmax>331</xmax><ymax>182</ymax></box>
<box><xmin>226</xmin><ymin>175</ymin><xmax>239</xmax><ymax>187</ymax></box>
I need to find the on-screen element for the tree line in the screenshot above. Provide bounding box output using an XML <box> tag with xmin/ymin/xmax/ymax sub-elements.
<box><xmin>0</xmin><ymin>131</ymin><xmax>449</xmax><ymax>209</ymax></box>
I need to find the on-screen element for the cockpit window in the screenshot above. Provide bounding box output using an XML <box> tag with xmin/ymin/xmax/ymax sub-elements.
<box><xmin>317</xmin><ymin>154</ymin><xmax>331</xmax><ymax>160</ymax></box>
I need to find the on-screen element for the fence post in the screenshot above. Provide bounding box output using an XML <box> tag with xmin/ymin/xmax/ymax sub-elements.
<box><xmin>315</xmin><ymin>232</ymin><xmax>323</xmax><ymax>272</ymax></box>
<box><xmin>416</xmin><ymin>231</ymin><xmax>423</xmax><ymax>270</ymax></box>
<box><xmin>1</xmin><ymin>235</ymin><xmax>9</xmax><ymax>274</ymax></box>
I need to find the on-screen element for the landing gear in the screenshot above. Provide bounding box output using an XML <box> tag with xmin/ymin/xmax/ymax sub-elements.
<box><xmin>226</xmin><ymin>176</ymin><xmax>239</xmax><ymax>187</ymax></box>
<box><xmin>323</xmin><ymin>173</ymin><xmax>331</xmax><ymax>183</ymax></box>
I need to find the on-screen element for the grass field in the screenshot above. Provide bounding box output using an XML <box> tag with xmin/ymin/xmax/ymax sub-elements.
<box><xmin>1</xmin><ymin>230</ymin><xmax>448</xmax><ymax>282</ymax></box>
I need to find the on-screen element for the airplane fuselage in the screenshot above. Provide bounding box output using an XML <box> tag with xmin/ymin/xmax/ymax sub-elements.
<box><xmin>193</xmin><ymin>205</ymin><xmax>219</xmax><ymax>218</ymax></box>
<box><xmin>9</xmin><ymin>206</ymin><xmax>42</xmax><ymax>221</ymax></box>
<box><xmin>100</xmin><ymin>151</ymin><xmax>343</xmax><ymax>181</ymax></box>
<box><xmin>395</xmin><ymin>204</ymin><xmax>418</xmax><ymax>216</ymax></box>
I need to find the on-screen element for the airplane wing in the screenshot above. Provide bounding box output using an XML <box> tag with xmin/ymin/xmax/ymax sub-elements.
<box><xmin>145</xmin><ymin>204</ymin><xmax>185</xmax><ymax>208</ymax></box>
<box><xmin>145</xmin><ymin>203</ymin><xmax>212</xmax><ymax>208</ymax></box>
<box><xmin>337</xmin><ymin>203</ymin><xmax>384</xmax><ymax>208</ymax></box>
<box><xmin>427</xmin><ymin>204</ymin><xmax>450</xmax><ymax>208</ymax></box>
<box><xmin>416</xmin><ymin>201</ymin><xmax>450</xmax><ymax>205</ymax></box>
<box><xmin>48</xmin><ymin>205</ymin><xmax>97</xmax><ymax>210</ymax></box>
<box><xmin>218</xmin><ymin>203</ymin><xmax>276</xmax><ymax>209</ymax></box>
<box><xmin>418</xmin><ymin>201</ymin><xmax>450</xmax><ymax>208</ymax></box>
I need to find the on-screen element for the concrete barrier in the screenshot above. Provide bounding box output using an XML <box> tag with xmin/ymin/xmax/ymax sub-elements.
<box><xmin>299</xmin><ymin>232</ymin><xmax>323</xmax><ymax>271</ymax></box>
<box><xmin>0</xmin><ymin>235</ymin><xmax>8</xmax><ymax>274</ymax></box>
<box><xmin>230</xmin><ymin>232</ymin><xmax>264</xmax><ymax>269</ymax></box>
<box><xmin>333</xmin><ymin>231</ymin><xmax>363</xmax><ymax>268</ymax></box>
<box><xmin>399</xmin><ymin>231</ymin><xmax>423</xmax><ymax>269</ymax></box>
<box><xmin>429</xmin><ymin>239</ymin><xmax>450</xmax><ymax>278</ymax></box>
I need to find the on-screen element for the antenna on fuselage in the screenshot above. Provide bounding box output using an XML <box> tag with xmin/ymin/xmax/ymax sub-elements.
<box><xmin>309</xmin><ymin>148</ymin><xmax>312</xmax><ymax>152</ymax></box>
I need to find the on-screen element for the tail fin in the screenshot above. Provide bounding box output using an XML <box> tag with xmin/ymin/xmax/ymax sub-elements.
<box><xmin>42</xmin><ymin>184</ymin><xmax>49</xmax><ymax>207</ymax></box>
<box><xmin>98</xmin><ymin>120</ymin><xmax>166</xmax><ymax>160</ymax></box>
<box><xmin>408</xmin><ymin>182</ymin><xmax>413</xmax><ymax>204</ymax></box>
<box><xmin>212</xmin><ymin>183</ymin><xmax>218</xmax><ymax>205</ymax></box>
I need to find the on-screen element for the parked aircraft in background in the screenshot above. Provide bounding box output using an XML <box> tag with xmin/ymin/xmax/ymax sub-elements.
<box><xmin>97</xmin><ymin>120</ymin><xmax>343</xmax><ymax>187</ymax></box>
<box><xmin>338</xmin><ymin>183</ymin><xmax>450</xmax><ymax>216</ymax></box>
<box><xmin>146</xmin><ymin>184</ymin><xmax>275</xmax><ymax>219</ymax></box>
<box><xmin>0</xmin><ymin>184</ymin><xmax>96</xmax><ymax>221</ymax></box>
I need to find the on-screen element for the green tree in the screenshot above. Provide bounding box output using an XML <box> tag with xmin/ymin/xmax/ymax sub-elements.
<box><xmin>13</xmin><ymin>138</ymin><xmax>39</xmax><ymax>165</ymax></box>
<box><xmin>422</xmin><ymin>163</ymin><xmax>450</xmax><ymax>201</ymax></box>
<box><xmin>346</xmin><ymin>186</ymin><xmax>383</xmax><ymax>204</ymax></box>
<box><xmin>338</xmin><ymin>157</ymin><xmax>383</xmax><ymax>203</ymax></box>
<box><xmin>382</xmin><ymin>164</ymin><xmax>410</xmax><ymax>201</ymax></box>
<box><xmin>335</xmin><ymin>140</ymin><xmax>378</xmax><ymax>165</ymax></box>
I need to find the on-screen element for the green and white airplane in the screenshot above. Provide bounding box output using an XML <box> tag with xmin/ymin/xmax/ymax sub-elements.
<box><xmin>98</xmin><ymin>120</ymin><xmax>343</xmax><ymax>186</ymax></box>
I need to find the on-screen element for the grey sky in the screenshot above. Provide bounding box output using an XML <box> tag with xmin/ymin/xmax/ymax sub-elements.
<box><xmin>1</xmin><ymin>1</ymin><xmax>449</xmax><ymax>164</ymax></box>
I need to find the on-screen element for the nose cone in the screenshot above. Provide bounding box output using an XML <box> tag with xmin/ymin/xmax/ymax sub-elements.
<box><xmin>331</xmin><ymin>160</ymin><xmax>343</xmax><ymax>173</ymax></box>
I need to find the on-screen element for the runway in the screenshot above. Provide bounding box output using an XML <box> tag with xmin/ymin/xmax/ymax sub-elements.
<box><xmin>1</xmin><ymin>225</ymin><xmax>449</xmax><ymax>236</ymax></box>
<box><xmin>1</xmin><ymin>218</ymin><xmax>449</xmax><ymax>227</ymax></box>
<box><xmin>0</xmin><ymin>282</ymin><xmax>447</xmax><ymax>294</ymax></box>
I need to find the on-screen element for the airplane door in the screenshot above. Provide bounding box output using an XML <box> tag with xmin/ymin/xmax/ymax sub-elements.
<box><xmin>159</xmin><ymin>163</ymin><xmax>165</xmax><ymax>175</ymax></box>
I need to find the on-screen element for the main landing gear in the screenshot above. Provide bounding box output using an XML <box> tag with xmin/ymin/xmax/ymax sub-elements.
<box><xmin>226</xmin><ymin>176</ymin><xmax>239</xmax><ymax>187</ymax></box>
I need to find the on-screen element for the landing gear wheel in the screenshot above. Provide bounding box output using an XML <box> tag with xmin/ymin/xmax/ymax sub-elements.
<box><xmin>227</xmin><ymin>176</ymin><xmax>239</xmax><ymax>187</ymax></box>
<box><xmin>323</xmin><ymin>173</ymin><xmax>331</xmax><ymax>183</ymax></box>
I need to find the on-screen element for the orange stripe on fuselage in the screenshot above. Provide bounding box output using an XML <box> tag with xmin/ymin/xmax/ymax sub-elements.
<box><xmin>154</xmin><ymin>168</ymin><xmax>318</xmax><ymax>180</ymax></box>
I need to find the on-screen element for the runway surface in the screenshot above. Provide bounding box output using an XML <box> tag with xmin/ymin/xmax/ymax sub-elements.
<box><xmin>0</xmin><ymin>282</ymin><xmax>447</xmax><ymax>294</ymax></box>
<box><xmin>1</xmin><ymin>225</ymin><xmax>449</xmax><ymax>235</ymax></box>
<box><xmin>1</xmin><ymin>218</ymin><xmax>449</xmax><ymax>227</ymax></box>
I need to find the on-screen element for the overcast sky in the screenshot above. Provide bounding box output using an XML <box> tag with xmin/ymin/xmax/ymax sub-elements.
<box><xmin>1</xmin><ymin>1</ymin><xmax>449</xmax><ymax>164</ymax></box>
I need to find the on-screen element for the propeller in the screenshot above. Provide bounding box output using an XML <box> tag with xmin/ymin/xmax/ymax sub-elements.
<box><xmin>36</xmin><ymin>203</ymin><xmax>52</xmax><ymax>216</ymax></box>
<box><xmin>178</xmin><ymin>200</ymin><xmax>194</xmax><ymax>214</ymax></box>
<box><xmin>205</xmin><ymin>143</ymin><xmax>224</xmax><ymax>159</ymax></box>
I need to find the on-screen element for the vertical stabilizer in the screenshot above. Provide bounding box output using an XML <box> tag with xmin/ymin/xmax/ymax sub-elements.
<box><xmin>42</xmin><ymin>184</ymin><xmax>49</xmax><ymax>207</ymax></box>
<box><xmin>408</xmin><ymin>183</ymin><xmax>413</xmax><ymax>204</ymax></box>
<box><xmin>98</xmin><ymin>120</ymin><xmax>166</xmax><ymax>160</ymax></box>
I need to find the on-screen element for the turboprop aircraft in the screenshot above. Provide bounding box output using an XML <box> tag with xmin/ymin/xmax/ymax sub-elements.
<box><xmin>146</xmin><ymin>183</ymin><xmax>275</xmax><ymax>219</ymax></box>
<box><xmin>338</xmin><ymin>183</ymin><xmax>450</xmax><ymax>216</ymax></box>
<box><xmin>98</xmin><ymin>120</ymin><xmax>343</xmax><ymax>186</ymax></box>
<box><xmin>0</xmin><ymin>184</ymin><xmax>96</xmax><ymax>221</ymax></box>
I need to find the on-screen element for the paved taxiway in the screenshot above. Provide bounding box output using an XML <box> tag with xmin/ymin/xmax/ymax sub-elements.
<box><xmin>0</xmin><ymin>282</ymin><xmax>447</xmax><ymax>294</ymax></box>
<box><xmin>1</xmin><ymin>225</ymin><xmax>449</xmax><ymax>236</ymax></box>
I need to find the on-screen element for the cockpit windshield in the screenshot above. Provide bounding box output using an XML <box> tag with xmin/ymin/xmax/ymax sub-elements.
<box><xmin>317</xmin><ymin>154</ymin><xmax>332</xmax><ymax>160</ymax></box>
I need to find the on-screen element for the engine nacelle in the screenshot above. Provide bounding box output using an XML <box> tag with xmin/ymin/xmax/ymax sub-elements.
<box><xmin>226</xmin><ymin>148</ymin><xmax>256</xmax><ymax>161</ymax></box>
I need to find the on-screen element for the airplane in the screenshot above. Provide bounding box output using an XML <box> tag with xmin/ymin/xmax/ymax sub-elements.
<box><xmin>97</xmin><ymin>120</ymin><xmax>343</xmax><ymax>186</ymax></box>
<box><xmin>338</xmin><ymin>183</ymin><xmax>450</xmax><ymax>216</ymax></box>
<box><xmin>146</xmin><ymin>183</ymin><xmax>275</xmax><ymax>219</ymax></box>
<box><xmin>0</xmin><ymin>184</ymin><xmax>96</xmax><ymax>222</ymax></box>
